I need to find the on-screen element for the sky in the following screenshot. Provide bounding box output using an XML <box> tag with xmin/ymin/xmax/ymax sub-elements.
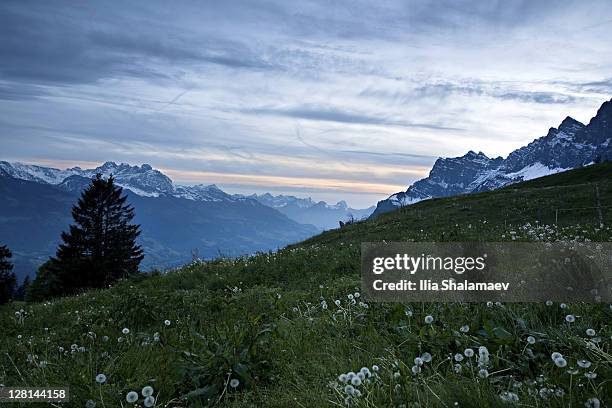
<box><xmin>1</xmin><ymin>0</ymin><xmax>612</xmax><ymax>207</ymax></box>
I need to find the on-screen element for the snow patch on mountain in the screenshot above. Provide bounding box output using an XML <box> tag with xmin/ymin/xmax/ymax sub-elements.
<box><xmin>505</xmin><ymin>162</ymin><xmax>568</xmax><ymax>182</ymax></box>
<box><xmin>371</xmin><ymin>98</ymin><xmax>612</xmax><ymax>218</ymax></box>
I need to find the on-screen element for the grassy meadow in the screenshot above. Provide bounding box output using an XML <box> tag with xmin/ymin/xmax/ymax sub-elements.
<box><xmin>1</xmin><ymin>163</ymin><xmax>611</xmax><ymax>407</ymax></box>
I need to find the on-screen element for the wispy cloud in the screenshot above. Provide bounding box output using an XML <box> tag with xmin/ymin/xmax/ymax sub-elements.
<box><xmin>362</xmin><ymin>81</ymin><xmax>579</xmax><ymax>105</ymax></box>
<box><xmin>242</xmin><ymin>105</ymin><xmax>463</xmax><ymax>130</ymax></box>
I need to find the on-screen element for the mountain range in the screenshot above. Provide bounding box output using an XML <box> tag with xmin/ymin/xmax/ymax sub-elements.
<box><xmin>372</xmin><ymin>98</ymin><xmax>612</xmax><ymax>217</ymax></box>
<box><xmin>0</xmin><ymin>160</ymin><xmax>374</xmax><ymax>280</ymax></box>
<box><xmin>240</xmin><ymin>193</ymin><xmax>375</xmax><ymax>230</ymax></box>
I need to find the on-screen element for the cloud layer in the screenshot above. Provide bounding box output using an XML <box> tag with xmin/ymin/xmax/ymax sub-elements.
<box><xmin>1</xmin><ymin>0</ymin><xmax>612</xmax><ymax>206</ymax></box>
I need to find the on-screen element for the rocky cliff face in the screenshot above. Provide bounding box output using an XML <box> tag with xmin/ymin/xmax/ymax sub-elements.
<box><xmin>372</xmin><ymin>98</ymin><xmax>612</xmax><ymax>217</ymax></box>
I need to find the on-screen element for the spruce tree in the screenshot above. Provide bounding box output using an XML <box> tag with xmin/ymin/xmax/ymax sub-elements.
<box><xmin>0</xmin><ymin>244</ymin><xmax>16</xmax><ymax>305</ymax></box>
<box><xmin>51</xmin><ymin>174</ymin><xmax>143</xmax><ymax>294</ymax></box>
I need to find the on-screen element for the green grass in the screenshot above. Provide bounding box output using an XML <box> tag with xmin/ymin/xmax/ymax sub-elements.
<box><xmin>1</xmin><ymin>163</ymin><xmax>611</xmax><ymax>407</ymax></box>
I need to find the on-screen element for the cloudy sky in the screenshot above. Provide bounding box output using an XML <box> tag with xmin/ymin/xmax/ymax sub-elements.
<box><xmin>1</xmin><ymin>0</ymin><xmax>612</xmax><ymax>207</ymax></box>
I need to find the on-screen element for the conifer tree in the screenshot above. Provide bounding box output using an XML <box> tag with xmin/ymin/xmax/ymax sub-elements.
<box><xmin>0</xmin><ymin>244</ymin><xmax>16</xmax><ymax>305</ymax></box>
<box><xmin>51</xmin><ymin>174</ymin><xmax>144</xmax><ymax>294</ymax></box>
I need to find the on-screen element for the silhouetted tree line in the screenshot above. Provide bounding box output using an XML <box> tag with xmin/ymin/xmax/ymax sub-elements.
<box><xmin>0</xmin><ymin>174</ymin><xmax>144</xmax><ymax>304</ymax></box>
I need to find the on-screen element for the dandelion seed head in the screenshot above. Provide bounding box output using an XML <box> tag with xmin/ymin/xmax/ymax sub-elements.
<box><xmin>143</xmin><ymin>396</ymin><xmax>155</xmax><ymax>407</ymax></box>
<box><xmin>230</xmin><ymin>378</ymin><xmax>240</xmax><ymax>388</ymax></box>
<box><xmin>424</xmin><ymin>315</ymin><xmax>434</xmax><ymax>324</ymax></box>
<box><xmin>464</xmin><ymin>348</ymin><xmax>474</xmax><ymax>358</ymax></box>
<box><xmin>565</xmin><ymin>314</ymin><xmax>576</xmax><ymax>323</ymax></box>
<box><xmin>86</xmin><ymin>400</ymin><xmax>96</xmax><ymax>408</ymax></box>
<box><xmin>584</xmin><ymin>397</ymin><xmax>600</xmax><ymax>408</ymax></box>
<box><xmin>164</xmin><ymin>320</ymin><xmax>171</xmax><ymax>326</ymax></box>
<box><xmin>95</xmin><ymin>373</ymin><xmax>106</xmax><ymax>384</ymax></box>
<box><xmin>527</xmin><ymin>336</ymin><xmax>536</xmax><ymax>344</ymax></box>
<box><xmin>126</xmin><ymin>391</ymin><xmax>138</xmax><ymax>403</ymax></box>
<box><xmin>586</xmin><ymin>328</ymin><xmax>596</xmax><ymax>336</ymax></box>
<box><xmin>421</xmin><ymin>352</ymin><xmax>432</xmax><ymax>362</ymax></box>
<box><xmin>584</xmin><ymin>372</ymin><xmax>597</xmax><ymax>379</ymax></box>
<box><xmin>122</xmin><ymin>328</ymin><xmax>130</xmax><ymax>335</ymax></box>
<box><xmin>414</xmin><ymin>357</ymin><xmax>423</xmax><ymax>366</ymax></box>
<box><xmin>141</xmin><ymin>386</ymin><xmax>154</xmax><ymax>397</ymax></box>
<box><xmin>454</xmin><ymin>353</ymin><xmax>464</xmax><ymax>362</ymax></box>
<box><xmin>551</xmin><ymin>352</ymin><xmax>563</xmax><ymax>361</ymax></box>
<box><xmin>554</xmin><ymin>357</ymin><xmax>567</xmax><ymax>368</ymax></box>
<box><xmin>459</xmin><ymin>325</ymin><xmax>469</xmax><ymax>333</ymax></box>
<box><xmin>499</xmin><ymin>391</ymin><xmax>519</xmax><ymax>403</ymax></box>
<box><xmin>578</xmin><ymin>360</ymin><xmax>592</xmax><ymax>368</ymax></box>
<box><xmin>351</xmin><ymin>376</ymin><xmax>362</xmax><ymax>386</ymax></box>
<box><xmin>478</xmin><ymin>369</ymin><xmax>489</xmax><ymax>378</ymax></box>
<box><xmin>360</xmin><ymin>367</ymin><xmax>371</xmax><ymax>377</ymax></box>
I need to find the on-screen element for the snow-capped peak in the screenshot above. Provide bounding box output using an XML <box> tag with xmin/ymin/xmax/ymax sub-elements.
<box><xmin>372</xmin><ymin>98</ymin><xmax>612</xmax><ymax>218</ymax></box>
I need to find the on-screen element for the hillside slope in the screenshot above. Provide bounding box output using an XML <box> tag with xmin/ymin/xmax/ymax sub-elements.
<box><xmin>305</xmin><ymin>162</ymin><xmax>612</xmax><ymax>248</ymax></box>
<box><xmin>1</xmin><ymin>163</ymin><xmax>611</xmax><ymax>407</ymax></box>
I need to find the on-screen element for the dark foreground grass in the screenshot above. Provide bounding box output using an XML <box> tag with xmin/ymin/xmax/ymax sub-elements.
<box><xmin>1</xmin><ymin>163</ymin><xmax>611</xmax><ymax>407</ymax></box>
